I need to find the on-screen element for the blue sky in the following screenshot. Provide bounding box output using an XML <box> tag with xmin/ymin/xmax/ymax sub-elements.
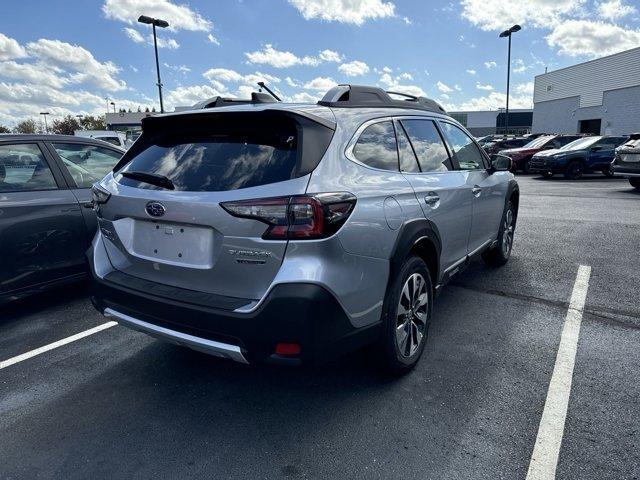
<box><xmin>1</xmin><ymin>0</ymin><xmax>639</xmax><ymax>125</ymax></box>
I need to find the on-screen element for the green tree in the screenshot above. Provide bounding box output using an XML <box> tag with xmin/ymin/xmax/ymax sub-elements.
<box><xmin>79</xmin><ymin>115</ymin><xmax>106</xmax><ymax>130</ymax></box>
<box><xmin>0</xmin><ymin>124</ymin><xmax>11</xmax><ymax>134</ymax></box>
<box><xmin>51</xmin><ymin>115</ymin><xmax>81</xmax><ymax>135</ymax></box>
<box><xmin>13</xmin><ymin>118</ymin><xmax>39</xmax><ymax>134</ymax></box>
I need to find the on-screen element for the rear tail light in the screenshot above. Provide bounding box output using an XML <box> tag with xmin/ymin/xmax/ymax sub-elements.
<box><xmin>221</xmin><ymin>192</ymin><xmax>356</xmax><ymax>240</ymax></box>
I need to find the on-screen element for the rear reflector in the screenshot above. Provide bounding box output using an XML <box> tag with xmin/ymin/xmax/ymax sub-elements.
<box><xmin>221</xmin><ymin>193</ymin><xmax>356</xmax><ymax>240</ymax></box>
<box><xmin>275</xmin><ymin>343</ymin><xmax>301</xmax><ymax>356</ymax></box>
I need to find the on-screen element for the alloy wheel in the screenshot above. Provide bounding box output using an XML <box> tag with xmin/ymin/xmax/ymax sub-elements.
<box><xmin>502</xmin><ymin>208</ymin><xmax>515</xmax><ymax>257</ymax></box>
<box><xmin>396</xmin><ymin>273</ymin><xmax>428</xmax><ymax>358</ymax></box>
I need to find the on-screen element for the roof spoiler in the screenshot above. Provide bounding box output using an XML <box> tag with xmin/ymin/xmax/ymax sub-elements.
<box><xmin>193</xmin><ymin>92</ymin><xmax>277</xmax><ymax>109</ymax></box>
<box><xmin>318</xmin><ymin>84</ymin><xmax>448</xmax><ymax>115</ymax></box>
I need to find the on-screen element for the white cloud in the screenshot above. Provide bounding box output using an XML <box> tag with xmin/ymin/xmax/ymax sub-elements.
<box><xmin>26</xmin><ymin>38</ymin><xmax>126</xmax><ymax>91</ymax></box>
<box><xmin>398</xmin><ymin>72</ymin><xmax>413</xmax><ymax>81</ymax></box>
<box><xmin>338</xmin><ymin>60</ymin><xmax>370</xmax><ymax>76</ymax></box>
<box><xmin>453</xmin><ymin>91</ymin><xmax>532</xmax><ymax>111</ymax></box>
<box><xmin>245</xmin><ymin>44</ymin><xmax>321</xmax><ymax>68</ymax></box>
<box><xmin>124</xmin><ymin>27</ymin><xmax>179</xmax><ymax>48</ymax></box>
<box><xmin>288</xmin><ymin>0</ymin><xmax>396</xmax><ymax>25</ymax></box>
<box><xmin>289</xmin><ymin>91</ymin><xmax>323</xmax><ymax>103</ymax></box>
<box><xmin>165</xmin><ymin>84</ymin><xmax>225</xmax><ymax>108</ymax></box>
<box><xmin>440</xmin><ymin>93</ymin><xmax>450</xmax><ymax>100</ymax></box>
<box><xmin>164</xmin><ymin>63</ymin><xmax>190</xmax><ymax>74</ymax></box>
<box><xmin>476</xmin><ymin>83</ymin><xmax>494</xmax><ymax>91</ymax></box>
<box><xmin>102</xmin><ymin>0</ymin><xmax>212</xmax><ymax>32</ymax></box>
<box><xmin>304</xmin><ymin>76</ymin><xmax>337</xmax><ymax>91</ymax></box>
<box><xmin>386</xmin><ymin>85</ymin><xmax>427</xmax><ymax>97</ymax></box>
<box><xmin>513</xmin><ymin>58</ymin><xmax>527</xmax><ymax>73</ymax></box>
<box><xmin>597</xmin><ymin>0</ymin><xmax>637</xmax><ymax>21</ymax></box>
<box><xmin>285</xmin><ymin>77</ymin><xmax>300</xmax><ymax>87</ymax></box>
<box><xmin>466</xmin><ymin>69</ymin><xmax>477</xmax><ymax>75</ymax></box>
<box><xmin>382</xmin><ymin>66</ymin><xmax>392</xmax><ymax>73</ymax></box>
<box><xmin>245</xmin><ymin>44</ymin><xmax>344</xmax><ymax>68</ymax></box>
<box><xmin>124</xmin><ymin>27</ymin><xmax>145</xmax><ymax>43</ymax></box>
<box><xmin>515</xmin><ymin>82</ymin><xmax>534</xmax><ymax>95</ymax></box>
<box><xmin>484</xmin><ymin>61</ymin><xmax>497</xmax><ymax>69</ymax></box>
<box><xmin>0</xmin><ymin>33</ymin><xmax>28</xmax><ymax>61</ymax></box>
<box><xmin>454</xmin><ymin>84</ymin><xmax>462</xmax><ymax>91</ymax></box>
<box><xmin>436</xmin><ymin>81</ymin><xmax>452</xmax><ymax>93</ymax></box>
<box><xmin>546</xmin><ymin>20</ymin><xmax>640</xmax><ymax>57</ymax></box>
<box><xmin>207</xmin><ymin>33</ymin><xmax>220</xmax><ymax>46</ymax></box>
<box><xmin>318</xmin><ymin>49</ymin><xmax>342</xmax><ymax>62</ymax></box>
<box><xmin>0</xmin><ymin>61</ymin><xmax>70</xmax><ymax>88</ymax></box>
<box><xmin>460</xmin><ymin>0</ymin><xmax>586</xmax><ymax>31</ymax></box>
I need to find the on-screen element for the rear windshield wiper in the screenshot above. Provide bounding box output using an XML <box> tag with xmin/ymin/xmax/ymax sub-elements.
<box><xmin>121</xmin><ymin>171</ymin><xmax>175</xmax><ymax>190</ymax></box>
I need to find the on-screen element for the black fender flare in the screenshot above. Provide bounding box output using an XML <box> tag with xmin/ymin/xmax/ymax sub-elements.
<box><xmin>388</xmin><ymin>218</ymin><xmax>442</xmax><ymax>286</ymax></box>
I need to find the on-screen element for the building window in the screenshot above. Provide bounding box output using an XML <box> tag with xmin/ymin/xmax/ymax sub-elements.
<box><xmin>450</xmin><ymin>113</ymin><xmax>468</xmax><ymax>126</ymax></box>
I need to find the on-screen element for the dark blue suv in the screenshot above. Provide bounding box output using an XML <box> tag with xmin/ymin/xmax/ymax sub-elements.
<box><xmin>529</xmin><ymin>135</ymin><xmax>628</xmax><ymax>179</ymax></box>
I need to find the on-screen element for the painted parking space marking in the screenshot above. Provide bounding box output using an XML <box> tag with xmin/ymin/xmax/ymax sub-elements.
<box><xmin>526</xmin><ymin>265</ymin><xmax>591</xmax><ymax>480</ymax></box>
<box><xmin>0</xmin><ymin>321</ymin><xmax>117</xmax><ymax>370</ymax></box>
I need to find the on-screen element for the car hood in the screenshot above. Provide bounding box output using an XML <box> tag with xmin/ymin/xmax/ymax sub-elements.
<box><xmin>533</xmin><ymin>149</ymin><xmax>562</xmax><ymax>158</ymax></box>
<box><xmin>500</xmin><ymin>147</ymin><xmax>540</xmax><ymax>156</ymax></box>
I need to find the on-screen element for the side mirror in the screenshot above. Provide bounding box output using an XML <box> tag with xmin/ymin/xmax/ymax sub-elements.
<box><xmin>490</xmin><ymin>154</ymin><xmax>512</xmax><ymax>172</ymax></box>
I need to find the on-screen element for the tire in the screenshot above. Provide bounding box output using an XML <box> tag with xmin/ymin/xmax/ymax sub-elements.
<box><xmin>603</xmin><ymin>166</ymin><xmax>614</xmax><ymax>177</ymax></box>
<box><xmin>482</xmin><ymin>201</ymin><xmax>515</xmax><ymax>267</ymax></box>
<box><xmin>522</xmin><ymin>159</ymin><xmax>531</xmax><ymax>174</ymax></box>
<box><xmin>564</xmin><ymin>160</ymin><xmax>584</xmax><ymax>180</ymax></box>
<box><xmin>377</xmin><ymin>256</ymin><xmax>433</xmax><ymax>375</ymax></box>
<box><xmin>541</xmin><ymin>172</ymin><xmax>554</xmax><ymax>178</ymax></box>
<box><xmin>630</xmin><ymin>178</ymin><xmax>640</xmax><ymax>190</ymax></box>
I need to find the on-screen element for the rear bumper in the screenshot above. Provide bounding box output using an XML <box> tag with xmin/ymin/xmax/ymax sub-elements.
<box><xmin>611</xmin><ymin>165</ymin><xmax>640</xmax><ymax>177</ymax></box>
<box><xmin>90</xmin><ymin>269</ymin><xmax>380</xmax><ymax>366</ymax></box>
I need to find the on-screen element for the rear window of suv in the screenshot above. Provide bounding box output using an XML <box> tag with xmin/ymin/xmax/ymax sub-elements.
<box><xmin>116</xmin><ymin>111</ymin><xmax>333</xmax><ymax>192</ymax></box>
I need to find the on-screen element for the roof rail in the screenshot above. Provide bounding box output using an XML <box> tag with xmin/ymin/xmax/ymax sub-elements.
<box><xmin>318</xmin><ymin>84</ymin><xmax>447</xmax><ymax>115</ymax></box>
<box><xmin>193</xmin><ymin>91</ymin><xmax>277</xmax><ymax>109</ymax></box>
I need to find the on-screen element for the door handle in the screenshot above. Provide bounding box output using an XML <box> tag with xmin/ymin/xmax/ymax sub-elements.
<box><xmin>472</xmin><ymin>186</ymin><xmax>482</xmax><ymax>197</ymax></box>
<box><xmin>424</xmin><ymin>193</ymin><xmax>440</xmax><ymax>206</ymax></box>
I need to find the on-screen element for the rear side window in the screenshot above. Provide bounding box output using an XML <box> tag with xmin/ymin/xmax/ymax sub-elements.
<box><xmin>439</xmin><ymin>122</ymin><xmax>486</xmax><ymax>170</ymax></box>
<box><xmin>0</xmin><ymin>143</ymin><xmax>57</xmax><ymax>192</ymax></box>
<box><xmin>352</xmin><ymin>121</ymin><xmax>398</xmax><ymax>171</ymax></box>
<box><xmin>53</xmin><ymin>143</ymin><xmax>122</xmax><ymax>188</ymax></box>
<box><xmin>116</xmin><ymin>112</ymin><xmax>331</xmax><ymax>192</ymax></box>
<box><xmin>400</xmin><ymin>120</ymin><xmax>451</xmax><ymax>172</ymax></box>
<box><xmin>395</xmin><ymin>122</ymin><xmax>420</xmax><ymax>173</ymax></box>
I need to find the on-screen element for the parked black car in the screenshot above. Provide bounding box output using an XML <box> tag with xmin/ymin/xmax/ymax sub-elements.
<box><xmin>611</xmin><ymin>133</ymin><xmax>640</xmax><ymax>190</ymax></box>
<box><xmin>529</xmin><ymin>135</ymin><xmax>628</xmax><ymax>179</ymax></box>
<box><xmin>0</xmin><ymin>134</ymin><xmax>124</xmax><ymax>303</ymax></box>
<box><xmin>482</xmin><ymin>137</ymin><xmax>529</xmax><ymax>156</ymax></box>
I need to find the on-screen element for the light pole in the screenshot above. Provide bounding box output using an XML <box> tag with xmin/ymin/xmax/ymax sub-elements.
<box><xmin>110</xmin><ymin>101</ymin><xmax>116</xmax><ymax>113</ymax></box>
<box><xmin>76</xmin><ymin>115</ymin><xmax>84</xmax><ymax>130</ymax></box>
<box><xmin>40</xmin><ymin>112</ymin><xmax>50</xmax><ymax>134</ymax></box>
<box><xmin>499</xmin><ymin>24</ymin><xmax>521</xmax><ymax>135</ymax></box>
<box><xmin>138</xmin><ymin>15</ymin><xmax>169</xmax><ymax>113</ymax></box>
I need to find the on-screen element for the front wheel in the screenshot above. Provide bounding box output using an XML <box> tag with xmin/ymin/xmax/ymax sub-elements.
<box><xmin>564</xmin><ymin>161</ymin><xmax>584</xmax><ymax>179</ymax></box>
<box><xmin>603</xmin><ymin>166</ymin><xmax>614</xmax><ymax>177</ymax></box>
<box><xmin>522</xmin><ymin>159</ymin><xmax>531</xmax><ymax>174</ymax></box>
<box><xmin>630</xmin><ymin>178</ymin><xmax>640</xmax><ymax>190</ymax></box>
<box><xmin>483</xmin><ymin>201</ymin><xmax>515</xmax><ymax>267</ymax></box>
<box><xmin>541</xmin><ymin>172</ymin><xmax>554</xmax><ymax>178</ymax></box>
<box><xmin>378</xmin><ymin>256</ymin><xmax>432</xmax><ymax>375</ymax></box>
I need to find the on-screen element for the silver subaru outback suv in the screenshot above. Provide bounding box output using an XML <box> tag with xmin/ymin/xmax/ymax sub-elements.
<box><xmin>89</xmin><ymin>85</ymin><xmax>518</xmax><ymax>373</ymax></box>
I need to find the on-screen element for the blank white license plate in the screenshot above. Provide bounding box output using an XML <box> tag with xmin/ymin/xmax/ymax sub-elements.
<box><xmin>621</xmin><ymin>153</ymin><xmax>640</xmax><ymax>163</ymax></box>
<box><xmin>131</xmin><ymin>220</ymin><xmax>214</xmax><ymax>268</ymax></box>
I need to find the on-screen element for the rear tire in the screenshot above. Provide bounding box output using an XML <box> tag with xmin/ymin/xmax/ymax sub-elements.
<box><xmin>522</xmin><ymin>159</ymin><xmax>531</xmax><ymax>174</ymax></box>
<box><xmin>630</xmin><ymin>178</ymin><xmax>640</xmax><ymax>190</ymax></box>
<box><xmin>377</xmin><ymin>256</ymin><xmax>432</xmax><ymax>375</ymax></box>
<box><xmin>564</xmin><ymin>161</ymin><xmax>584</xmax><ymax>179</ymax></box>
<box><xmin>603</xmin><ymin>166</ymin><xmax>614</xmax><ymax>177</ymax></box>
<box><xmin>482</xmin><ymin>201</ymin><xmax>515</xmax><ymax>267</ymax></box>
<box><xmin>541</xmin><ymin>172</ymin><xmax>554</xmax><ymax>178</ymax></box>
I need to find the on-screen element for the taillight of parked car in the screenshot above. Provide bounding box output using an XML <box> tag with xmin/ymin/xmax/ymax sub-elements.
<box><xmin>221</xmin><ymin>193</ymin><xmax>356</xmax><ymax>240</ymax></box>
<box><xmin>91</xmin><ymin>184</ymin><xmax>111</xmax><ymax>206</ymax></box>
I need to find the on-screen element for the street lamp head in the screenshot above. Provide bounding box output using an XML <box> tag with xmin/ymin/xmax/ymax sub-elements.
<box><xmin>39</xmin><ymin>112</ymin><xmax>50</xmax><ymax>115</ymax></box>
<box><xmin>500</xmin><ymin>24</ymin><xmax>522</xmax><ymax>37</ymax></box>
<box><xmin>137</xmin><ymin>15</ymin><xmax>169</xmax><ymax>28</ymax></box>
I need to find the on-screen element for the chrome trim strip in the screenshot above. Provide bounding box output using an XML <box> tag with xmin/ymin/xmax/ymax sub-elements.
<box><xmin>103</xmin><ymin>307</ymin><xmax>249</xmax><ymax>364</ymax></box>
<box><xmin>443</xmin><ymin>255</ymin><xmax>467</xmax><ymax>274</ymax></box>
<box><xmin>468</xmin><ymin>239</ymin><xmax>494</xmax><ymax>258</ymax></box>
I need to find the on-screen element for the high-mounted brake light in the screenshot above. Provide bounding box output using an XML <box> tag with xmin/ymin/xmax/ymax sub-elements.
<box><xmin>220</xmin><ymin>193</ymin><xmax>356</xmax><ymax>240</ymax></box>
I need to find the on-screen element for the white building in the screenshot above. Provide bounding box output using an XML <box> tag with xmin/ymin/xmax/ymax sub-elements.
<box><xmin>532</xmin><ymin>47</ymin><xmax>640</xmax><ymax>135</ymax></box>
<box><xmin>449</xmin><ymin>109</ymin><xmax>533</xmax><ymax>136</ymax></box>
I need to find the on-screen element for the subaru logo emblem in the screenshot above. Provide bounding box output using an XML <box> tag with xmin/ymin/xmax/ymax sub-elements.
<box><xmin>145</xmin><ymin>201</ymin><xmax>166</xmax><ymax>217</ymax></box>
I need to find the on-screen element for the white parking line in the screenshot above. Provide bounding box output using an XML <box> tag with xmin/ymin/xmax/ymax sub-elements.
<box><xmin>526</xmin><ymin>265</ymin><xmax>591</xmax><ymax>480</ymax></box>
<box><xmin>0</xmin><ymin>321</ymin><xmax>118</xmax><ymax>370</ymax></box>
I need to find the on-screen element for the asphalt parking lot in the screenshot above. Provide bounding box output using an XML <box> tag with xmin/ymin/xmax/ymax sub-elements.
<box><xmin>1</xmin><ymin>175</ymin><xmax>638</xmax><ymax>480</ymax></box>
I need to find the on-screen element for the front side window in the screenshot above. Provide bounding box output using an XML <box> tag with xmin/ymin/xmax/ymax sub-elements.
<box><xmin>0</xmin><ymin>143</ymin><xmax>57</xmax><ymax>192</ymax></box>
<box><xmin>439</xmin><ymin>122</ymin><xmax>486</xmax><ymax>170</ymax></box>
<box><xmin>352</xmin><ymin>121</ymin><xmax>398</xmax><ymax>171</ymax></box>
<box><xmin>53</xmin><ymin>143</ymin><xmax>122</xmax><ymax>188</ymax></box>
<box><xmin>400</xmin><ymin>120</ymin><xmax>451</xmax><ymax>172</ymax></box>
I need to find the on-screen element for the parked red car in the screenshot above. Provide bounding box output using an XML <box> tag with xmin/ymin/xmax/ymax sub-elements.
<box><xmin>500</xmin><ymin>134</ymin><xmax>583</xmax><ymax>173</ymax></box>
